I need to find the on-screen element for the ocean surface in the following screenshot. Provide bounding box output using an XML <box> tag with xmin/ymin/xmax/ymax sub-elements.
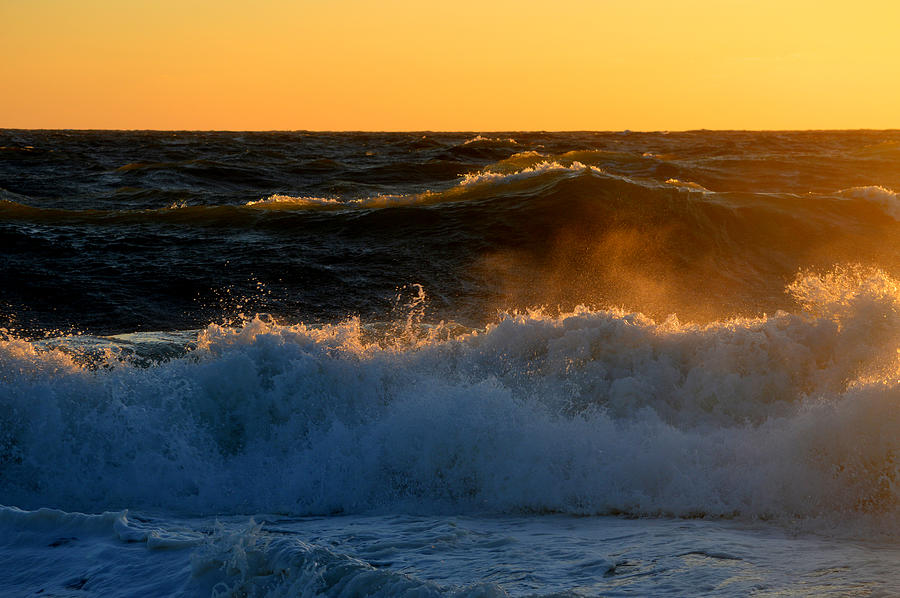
<box><xmin>1</xmin><ymin>130</ymin><xmax>899</xmax><ymax>596</ymax></box>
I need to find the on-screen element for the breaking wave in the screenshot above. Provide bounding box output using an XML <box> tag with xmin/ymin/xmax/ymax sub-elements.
<box><xmin>2</xmin><ymin>268</ymin><xmax>898</xmax><ymax>534</ymax></box>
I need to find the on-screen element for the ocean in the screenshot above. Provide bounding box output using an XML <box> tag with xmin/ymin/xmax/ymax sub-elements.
<box><xmin>1</xmin><ymin>130</ymin><xmax>898</xmax><ymax>596</ymax></box>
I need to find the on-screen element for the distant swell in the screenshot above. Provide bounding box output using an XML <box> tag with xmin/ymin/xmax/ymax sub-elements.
<box><xmin>3</xmin><ymin>159</ymin><xmax>898</xmax><ymax>225</ymax></box>
<box><xmin>3</xmin><ymin>157</ymin><xmax>898</xmax><ymax>329</ymax></box>
<box><xmin>2</xmin><ymin>268</ymin><xmax>898</xmax><ymax>533</ymax></box>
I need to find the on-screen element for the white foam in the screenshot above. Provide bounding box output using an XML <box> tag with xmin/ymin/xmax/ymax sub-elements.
<box><xmin>1</xmin><ymin>268</ymin><xmax>898</xmax><ymax>533</ymax></box>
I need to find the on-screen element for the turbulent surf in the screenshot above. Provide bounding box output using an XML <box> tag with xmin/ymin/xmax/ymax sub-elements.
<box><xmin>1</xmin><ymin>130</ymin><xmax>899</xmax><ymax>596</ymax></box>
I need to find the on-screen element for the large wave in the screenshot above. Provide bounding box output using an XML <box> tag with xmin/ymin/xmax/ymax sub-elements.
<box><xmin>2</xmin><ymin>268</ymin><xmax>898</xmax><ymax>535</ymax></box>
<box><xmin>4</xmin><ymin>150</ymin><xmax>899</xmax><ymax>221</ymax></box>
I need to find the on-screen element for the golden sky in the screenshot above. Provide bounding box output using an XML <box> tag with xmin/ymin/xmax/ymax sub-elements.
<box><xmin>3</xmin><ymin>0</ymin><xmax>899</xmax><ymax>130</ymax></box>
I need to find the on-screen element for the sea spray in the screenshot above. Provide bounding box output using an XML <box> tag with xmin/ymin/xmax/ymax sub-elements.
<box><xmin>1</xmin><ymin>269</ymin><xmax>897</xmax><ymax>534</ymax></box>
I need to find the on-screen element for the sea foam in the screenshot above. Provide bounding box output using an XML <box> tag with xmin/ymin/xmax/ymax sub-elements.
<box><xmin>1</xmin><ymin>268</ymin><xmax>898</xmax><ymax>534</ymax></box>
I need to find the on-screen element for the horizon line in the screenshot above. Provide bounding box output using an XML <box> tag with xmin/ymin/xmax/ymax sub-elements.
<box><xmin>3</xmin><ymin>127</ymin><xmax>900</xmax><ymax>134</ymax></box>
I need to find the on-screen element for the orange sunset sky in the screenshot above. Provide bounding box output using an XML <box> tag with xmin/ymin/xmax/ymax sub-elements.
<box><xmin>3</xmin><ymin>0</ymin><xmax>900</xmax><ymax>131</ymax></box>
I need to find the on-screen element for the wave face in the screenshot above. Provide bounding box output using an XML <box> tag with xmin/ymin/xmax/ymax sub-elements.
<box><xmin>1</xmin><ymin>268</ymin><xmax>898</xmax><ymax>533</ymax></box>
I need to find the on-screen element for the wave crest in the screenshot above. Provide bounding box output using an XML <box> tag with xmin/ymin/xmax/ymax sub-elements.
<box><xmin>836</xmin><ymin>186</ymin><xmax>900</xmax><ymax>220</ymax></box>
<box><xmin>459</xmin><ymin>160</ymin><xmax>604</xmax><ymax>186</ymax></box>
<box><xmin>245</xmin><ymin>194</ymin><xmax>342</xmax><ymax>209</ymax></box>
<box><xmin>461</xmin><ymin>135</ymin><xmax>518</xmax><ymax>146</ymax></box>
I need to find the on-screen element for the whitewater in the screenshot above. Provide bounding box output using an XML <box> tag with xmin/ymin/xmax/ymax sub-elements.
<box><xmin>1</xmin><ymin>130</ymin><xmax>899</xmax><ymax>596</ymax></box>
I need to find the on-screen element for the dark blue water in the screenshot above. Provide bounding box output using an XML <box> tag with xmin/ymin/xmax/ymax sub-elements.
<box><xmin>2</xmin><ymin>130</ymin><xmax>898</xmax><ymax>335</ymax></box>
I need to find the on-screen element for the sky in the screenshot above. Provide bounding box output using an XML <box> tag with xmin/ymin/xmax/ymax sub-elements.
<box><xmin>2</xmin><ymin>0</ymin><xmax>900</xmax><ymax>131</ymax></box>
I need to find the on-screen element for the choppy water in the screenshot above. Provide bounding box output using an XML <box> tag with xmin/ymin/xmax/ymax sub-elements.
<box><xmin>1</xmin><ymin>130</ymin><xmax>899</xmax><ymax>596</ymax></box>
